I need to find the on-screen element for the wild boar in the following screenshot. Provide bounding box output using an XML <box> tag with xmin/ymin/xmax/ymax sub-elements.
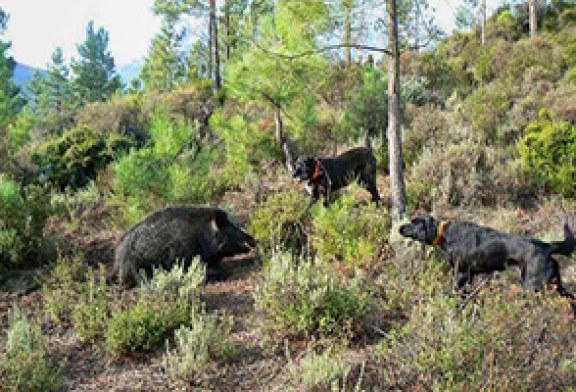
<box><xmin>112</xmin><ymin>205</ymin><xmax>256</xmax><ymax>286</ymax></box>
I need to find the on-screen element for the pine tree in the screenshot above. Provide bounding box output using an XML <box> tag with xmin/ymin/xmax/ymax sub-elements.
<box><xmin>71</xmin><ymin>21</ymin><xmax>122</xmax><ymax>104</ymax></box>
<box><xmin>27</xmin><ymin>48</ymin><xmax>73</xmax><ymax>134</ymax></box>
<box><xmin>0</xmin><ymin>9</ymin><xmax>22</xmax><ymax>128</ymax></box>
<box><xmin>141</xmin><ymin>20</ymin><xmax>186</xmax><ymax>92</ymax></box>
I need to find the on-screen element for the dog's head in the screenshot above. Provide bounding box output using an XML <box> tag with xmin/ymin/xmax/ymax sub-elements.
<box><xmin>399</xmin><ymin>215</ymin><xmax>439</xmax><ymax>245</ymax></box>
<box><xmin>292</xmin><ymin>156</ymin><xmax>316</xmax><ymax>182</ymax></box>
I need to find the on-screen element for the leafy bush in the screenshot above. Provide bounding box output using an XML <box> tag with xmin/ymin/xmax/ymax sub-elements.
<box><xmin>42</xmin><ymin>254</ymin><xmax>87</xmax><ymax>323</ymax></box>
<box><xmin>163</xmin><ymin>311</ymin><xmax>236</xmax><ymax>380</ymax></box>
<box><xmin>110</xmin><ymin>115</ymin><xmax>218</xmax><ymax>226</ymax></box>
<box><xmin>105</xmin><ymin>261</ymin><xmax>205</xmax><ymax>355</ymax></box>
<box><xmin>253</xmin><ymin>251</ymin><xmax>373</xmax><ymax>344</ymax></box>
<box><xmin>311</xmin><ymin>189</ymin><xmax>390</xmax><ymax>267</ymax></box>
<box><xmin>33</xmin><ymin>125</ymin><xmax>132</xmax><ymax>190</ymax></box>
<box><xmin>518</xmin><ymin>111</ymin><xmax>576</xmax><ymax>197</ymax></box>
<box><xmin>376</xmin><ymin>288</ymin><xmax>576</xmax><ymax>390</ymax></box>
<box><xmin>247</xmin><ymin>189</ymin><xmax>311</xmax><ymax>256</ymax></box>
<box><xmin>0</xmin><ymin>176</ymin><xmax>53</xmax><ymax>267</ymax></box>
<box><xmin>0</xmin><ymin>309</ymin><xmax>61</xmax><ymax>391</ymax></box>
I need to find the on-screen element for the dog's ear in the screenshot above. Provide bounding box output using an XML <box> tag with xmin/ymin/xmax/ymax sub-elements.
<box><xmin>423</xmin><ymin>216</ymin><xmax>438</xmax><ymax>242</ymax></box>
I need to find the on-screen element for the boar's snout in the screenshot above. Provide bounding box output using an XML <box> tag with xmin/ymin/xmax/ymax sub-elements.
<box><xmin>218</xmin><ymin>222</ymin><xmax>257</xmax><ymax>256</ymax></box>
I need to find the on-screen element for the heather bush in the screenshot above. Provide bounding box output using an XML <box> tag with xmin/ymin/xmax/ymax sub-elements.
<box><xmin>163</xmin><ymin>310</ymin><xmax>235</xmax><ymax>380</ymax></box>
<box><xmin>71</xmin><ymin>268</ymin><xmax>110</xmax><ymax>343</ymax></box>
<box><xmin>518</xmin><ymin>111</ymin><xmax>576</xmax><ymax>197</ymax></box>
<box><xmin>253</xmin><ymin>251</ymin><xmax>373</xmax><ymax>344</ymax></box>
<box><xmin>42</xmin><ymin>254</ymin><xmax>87</xmax><ymax>323</ymax></box>
<box><xmin>0</xmin><ymin>309</ymin><xmax>61</xmax><ymax>391</ymax></box>
<box><xmin>105</xmin><ymin>261</ymin><xmax>205</xmax><ymax>355</ymax></box>
<box><xmin>247</xmin><ymin>189</ymin><xmax>311</xmax><ymax>256</ymax></box>
<box><xmin>406</xmin><ymin>140</ymin><xmax>501</xmax><ymax>209</ymax></box>
<box><xmin>311</xmin><ymin>189</ymin><xmax>390</xmax><ymax>267</ymax></box>
<box><xmin>287</xmin><ymin>347</ymin><xmax>354</xmax><ymax>391</ymax></box>
<box><xmin>76</xmin><ymin>94</ymin><xmax>149</xmax><ymax>145</ymax></box>
<box><xmin>376</xmin><ymin>288</ymin><xmax>576</xmax><ymax>390</ymax></box>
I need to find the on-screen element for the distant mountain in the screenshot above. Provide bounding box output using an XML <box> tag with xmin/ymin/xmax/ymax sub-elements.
<box><xmin>118</xmin><ymin>59</ymin><xmax>143</xmax><ymax>86</ymax></box>
<box><xmin>12</xmin><ymin>63</ymin><xmax>44</xmax><ymax>90</ymax></box>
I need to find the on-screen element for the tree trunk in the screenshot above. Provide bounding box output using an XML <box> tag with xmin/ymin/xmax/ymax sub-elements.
<box><xmin>386</xmin><ymin>0</ymin><xmax>407</xmax><ymax>221</ymax></box>
<box><xmin>209</xmin><ymin>0</ymin><xmax>222</xmax><ymax>91</ymax></box>
<box><xmin>480</xmin><ymin>0</ymin><xmax>486</xmax><ymax>46</ymax></box>
<box><xmin>344</xmin><ymin>2</ymin><xmax>352</xmax><ymax>66</ymax></box>
<box><xmin>224</xmin><ymin>0</ymin><xmax>231</xmax><ymax>61</ymax></box>
<box><xmin>529</xmin><ymin>0</ymin><xmax>537</xmax><ymax>38</ymax></box>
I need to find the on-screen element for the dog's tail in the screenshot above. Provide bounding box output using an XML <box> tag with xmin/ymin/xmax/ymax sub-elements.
<box><xmin>281</xmin><ymin>135</ymin><xmax>296</xmax><ymax>173</ymax></box>
<box><xmin>549</xmin><ymin>222</ymin><xmax>575</xmax><ymax>256</ymax></box>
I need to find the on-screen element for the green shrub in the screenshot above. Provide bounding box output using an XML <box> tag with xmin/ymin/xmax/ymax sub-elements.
<box><xmin>518</xmin><ymin>111</ymin><xmax>576</xmax><ymax>197</ymax></box>
<box><xmin>311</xmin><ymin>189</ymin><xmax>390</xmax><ymax>267</ymax></box>
<box><xmin>110</xmin><ymin>115</ymin><xmax>218</xmax><ymax>226</ymax></box>
<box><xmin>71</xmin><ymin>268</ymin><xmax>110</xmax><ymax>343</ymax></box>
<box><xmin>376</xmin><ymin>288</ymin><xmax>576</xmax><ymax>390</ymax></box>
<box><xmin>163</xmin><ymin>310</ymin><xmax>236</xmax><ymax>380</ymax></box>
<box><xmin>247</xmin><ymin>189</ymin><xmax>311</xmax><ymax>256</ymax></box>
<box><xmin>1</xmin><ymin>309</ymin><xmax>61</xmax><ymax>391</ymax></box>
<box><xmin>42</xmin><ymin>254</ymin><xmax>87</xmax><ymax>323</ymax></box>
<box><xmin>105</xmin><ymin>261</ymin><xmax>205</xmax><ymax>355</ymax></box>
<box><xmin>253</xmin><ymin>252</ymin><xmax>373</xmax><ymax>344</ymax></box>
<box><xmin>33</xmin><ymin>125</ymin><xmax>132</xmax><ymax>190</ymax></box>
<box><xmin>0</xmin><ymin>176</ymin><xmax>53</xmax><ymax>267</ymax></box>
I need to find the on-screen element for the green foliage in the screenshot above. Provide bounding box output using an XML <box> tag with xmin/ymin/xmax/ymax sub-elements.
<box><xmin>71</xmin><ymin>21</ymin><xmax>122</xmax><ymax>104</ymax></box>
<box><xmin>110</xmin><ymin>114</ymin><xmax>217</xmax><ymax>226</ymax></box>
<box><xmin>33</xmin><ymin>125</ymin><xmax>132</xmax><ymax>190</ymax></box>
<box><xmin>71</xmin><ymin>268</ymin><xmax>110</xmax><ymax>343</ymax></box>
<box><xmin>141</xmin><ymin>20</ymin><xmax>187</xmax><ymax>92</ymax></box>
<box><xmin>253</xmin><ymin>252</ymin><xmax>373</xmax><ymax>344</ymax></box>
<box><xmin>163</xmin><ymin>311</ymin><xmax>236</xmax><ymax>380</ymax></box>
<box><xmin>459</xmin><ymin>81</ymin><xmax>513</xmax><ymax>142</ymax></box>
<box><xmin>27</xmin><ymin>48</ymin><xmax>74</xmax><ymax>135</ymax></box>
<box><xmin>1</xmin><ymin>309</ymin><xmax>61</xmax><ymax>391</ymax></box>
<box><xmin>211</xmin><ymin>110</ymin><xmax>279</xmax><ymax>187</ymax></box>
<box><xmin>518</xmin><ymin>111</ymin><xmax>576</xmax><ymax>197</ymax></box>
<box><xmin>42</xmin><ymin>254</ymin><xmax>87</xmax><ymax>323</ymax></box>
<box><xmin>105</xmin><ymin>261</ymin><xmax>205</xmax><ymax>355</ymax></box>
<box><xmin>0</xmin><ymin>176</ymin><xmax>53</xmax><ymax>267</ymax></box>
<box><xmin>0</xmin><ymin>9</ymin><xmax>22</xmax><ymax>129</ymax></box>
<box><xmin>247</xmin><ymin>189</ymin><xmax>311</xmax><ymax>255</ymax></box>
<box><xmin>311</xmin><ymin>189</ymin><xmax>390</xmax><ymax>267</ymax></box>
<box><xmin>6</xmin><ymin>107</ymin><xmax>33</xmax><ymax>152</ymax></box>
<box><xmin>376</xmin><ymin>288</ymin><xmax>576</xmax><ymax>390</ymax></box>
<box><xmin>338</xmin><ymin>66</ymin><xmax>388</xmax><ymax>143</ymax></box>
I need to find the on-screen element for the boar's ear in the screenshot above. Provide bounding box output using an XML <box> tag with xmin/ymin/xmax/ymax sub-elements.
<box><xmin>213</xmin><ymin>209</ymin><xmax>231</xmax><ymax>230</ymax></box>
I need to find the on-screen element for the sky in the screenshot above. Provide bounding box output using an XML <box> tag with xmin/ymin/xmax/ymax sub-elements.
<box><xmin>1</xmin><ymin>0</ymin><xmax>503</xmax><ymax>69</ymax></box>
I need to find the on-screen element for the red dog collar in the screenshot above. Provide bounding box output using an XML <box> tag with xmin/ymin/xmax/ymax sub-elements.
<box><xmin>311</xmin><ymin>160</ymin><xmax>323</xmax><ymax>182</ymax></box>
<box><xmin>433</xmin><ymin>221</ymin><xmax>450</xmax><ymax>246</ymax></box>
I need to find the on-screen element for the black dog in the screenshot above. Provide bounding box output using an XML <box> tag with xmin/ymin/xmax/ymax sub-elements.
<box><xmin>399</xmin><ymin>216</ymin><xmax>575</xmax><ymax>297</ymax></box>
<box><xmin>291</xmin><ymin>147</ymin><xmax>381</xmax><ymax>207</ymax></box>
